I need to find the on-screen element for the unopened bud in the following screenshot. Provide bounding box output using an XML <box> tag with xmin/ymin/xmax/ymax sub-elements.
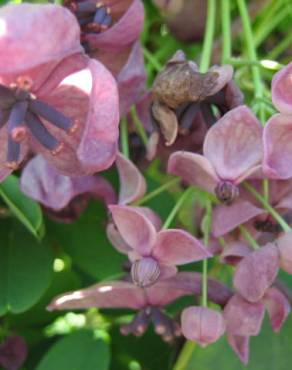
<box><xmin>215</xmin><ymin>181</ymin><xmax>239</xmax><ymax>205</ymax></box>
<box><xmin>131</xmin><ymin>257</ymin><xmax>160</xmax><ymax>287</ymax></box>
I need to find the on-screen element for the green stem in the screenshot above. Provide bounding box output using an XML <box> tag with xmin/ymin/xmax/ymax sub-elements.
<box><xmin>262</xmin><ymin>178</ymin><xmax>269</xmax><ymax>203</ymax></box>
<box><xmin>200</xmin><ymin>0</ymin><xmax>216</xmax><ymax>73</ymax></box>
<box><xmin>237</xmin><ymin>0</ymin><xmax>265</xmax><ymax>123</ymax></box>
<box><xmin>142</xmin><ymin>47</ymin><xmax>162</xmax><ymax>72</ymax></box>
<box><xmin>226</xmin><ymin>58</ymin><xmax>283</xmax><ymax>71</ymax></box>
<box><xmin>173</xmin><ymin>341</ymin><xmax>196</xmax><ymax>370</ymax></box>
<box><xmin>120</xmin><ymin>118</ymin><xmax>129</xmax><ymax>158</ymax></box>
<box><xmin>267</xmin><ymin>33</ymin><xmax>292</xmax><ymax>60</ymax></box>
<box><xmin>133</xmin><ymin>177</ymin><xmax>181</xmax><ymax>206</ymax></box>
<box><xmin>239</xmin><ymin>225</ymin><xmax>260</xmax><ymax>250</ymax></box>
<box><xmin>244</xmin><ymin>182</ymin><xmax>291</xmax><ymax>232</ymax></box>
<box><xmin>131</xmin><ymin>106</ymin><xmax>148</xmax><ymax>147</ymax></box>
<box><xmin>221</xmin><ymin>0</ymin><xmax>232</xmax><ymax>64</ymax></box>
<box><xmin>162</xmin><ymin>188</ymin><xmax>193</xmax><ymax>229</ymax></box>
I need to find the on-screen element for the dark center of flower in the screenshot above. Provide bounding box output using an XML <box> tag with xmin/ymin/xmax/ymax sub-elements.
<box><xmin>120</xmin><ymin>306</ymin><xmax>181</xmax><ymax>342</ymax></box>
<box><xmin>0</xmin><ymin>79</ymin><xmax>79</xmax><ymax>169</ymax></box>
<box><xmin>253</xmin><ymin>215</ymin><xmax>281</xmax><ymax>233</ymax></box>
<box><xmin>215</xmin><ymin>181</ymin><xmax>239</xmax><ymax>205</ymax></box>
<box><xmin>131</xmin><ymin>257</ymin><xmax>160</xmax><ymax>287</ymax></box>
<box><xmin>67</xmin><ymin>1</ymin><xmax>112</xmax><ymax>34</ymax></box>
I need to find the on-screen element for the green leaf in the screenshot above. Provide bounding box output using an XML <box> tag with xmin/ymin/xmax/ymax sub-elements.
<box><xmin>181</xmin><ymin>316</ymin><xmax>292</xmax><ymax>370</ymax></box>
<box><xmin>47</xmin><ymin>202</ymin><xmax>126</xmax><ymax>280</ymax></box>
<box><xmin>36</xmin><ymin>331</ymin><xmax>110</xmax><ymax>370</ymax></box>
<box><xmin>0</xmin><ymin>175</ymin><xmax>44</xmax><ymax>239</ymax></box>
<box><xmin>0</xmin><ymin>221</ymin><xmax>53</xmax><ymax>315</ymax></box>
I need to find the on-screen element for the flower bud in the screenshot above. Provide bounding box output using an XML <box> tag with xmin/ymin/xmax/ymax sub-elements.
<box><xmin>131</xmin><ymin>257</ymin><xmax>160</xmax><ymax>287</ymax></box>
<box><xmin>215</xmin><ymin>181</ymin><xmax>239</xmax><ymax>205</ymax></box>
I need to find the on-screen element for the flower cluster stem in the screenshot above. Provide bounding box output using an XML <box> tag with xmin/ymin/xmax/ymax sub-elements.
<box><xmin>244</xmin><ymin>182</ymin><xmax>291</xmax><ymax>232</ymax></box>
<box><xmin>173</xmin><ymin>341</ymin><xmax>196</xmax><ymax>370</ymax></box>
<box><xmin>221</xmin><ymin>0</ymin><xmax>231</xmax><ymax>64</ymax></box>
<box><xmin>239</xmin><ymin>225</ymin><xmax>260</xmax><ymax>250</ymax></box>
<box><xmin>130</xmin><ymin>106</ymin><xmax>148</xmax><ymax>147</ymax></box>
<box><xmin>200</xmin><ymin>0</ymin><xmax>216</xmax><ymax>73</ymax></box>
<box><xmin>120</xmin><ymin>117</ymin><xmax>129</xmax><ymax>158</ymax></box>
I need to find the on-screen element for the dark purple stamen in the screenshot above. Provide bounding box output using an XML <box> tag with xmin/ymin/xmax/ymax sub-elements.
<box><xmin>25</xmin><ymin>111</ymin><xmax>60</xmax><ymax>151</ymax></box>
<box><xmin>78</xmin><ymin>16</ymin><xmax>94</xmax><ymax>26</ymax></box>
<box><xmin>93</xmin><ymin>6</ymin><xmax>107</xmax><ymax>24</ymax></box>
<box><xmin>120</xmin><ymin>309</ymin><xmax>150</xmax><ymax>337</ymax></box>
<box><xmin>0</xmin><ymin>85</ymin><xmax>15</xmax><ymax>110</ymax></box>
<box><xmin>201</xmin><ymin>102</ymin><xmax>217</xmax><ymax>127</ymax></box>
<box><xmin>29</xmin><ymin>100</ymin><xmax>73</xmax><ymax>132</ymax></box>
<box><xmin>0</xmin><ymin>110</ymin><xmax>9</xmax><ymax>129</ymax></box>
<box><xmin>76</xmin><ymin>1</ymin><xmax>97</xmax><ymax>13</ymax></box>
<box><xmin>101</xmin><ymin>13</ymin><xmax>112</xmax><ymax>27</ymax></box>
<box><xmin>7</xmin><ymin>101</ymin><xmax>28</xmax><ymax>136</ymax></box>
<box><xmin>7</xmin><ymin>138</ymin><xmax>20</xmax><ymax>164</ymax></box>
<box><xmin>179</xmin><ymin>102</ymin><xmax>200</xmax><ymax>132</ymax></box>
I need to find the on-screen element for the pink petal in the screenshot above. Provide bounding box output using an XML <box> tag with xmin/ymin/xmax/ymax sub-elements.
<box><xmin>116</xmin><ymin>152</ymin><xmax>146</xmax><ymax>205</ymax></box>
<box><xmin>20</xmin><ymin>155</ymin><xmax>116</xmax><ymax>210</ymax></box>
<box><xmin>117</xmin><ymin>42</ymin><xmax>147</xmax><ymax>116</ymax></box>
<box><xmin>207</xmin><ymin>65</ymin><xmax>234</xmax><ymax>96</ymax></box>
<box><xmin>271</xmin><ymin>62</ymin><xmax>292</xmax><ymax>114</ymax></box>
<box><xmin>227</xmin><ymin>335</ymin><xmax>249</xmax><ymax>365</ymax></box>
<box><xmin>167</xmin><ymin>151</ymin><xmax>218</xmax><ymax>193</ymax></box>
<box><xmin>106</xmin><ymin>222</ymin><xmax>132</xmax><ymax>254</ymax></box>
<box><xmin>153</xmin><ymin>229</ymin><xmax>211</xmax><ymax>265</ymax></box>
<box><xmin>109</xmin><ymin>205</ymin><xmax>157</xmax><ymax>255</ymax></box>
<box><xmin>132</xmin><ymin>206</ymin><xmax>162</xmax><ymax>231</ymax></box>
<box><xmin>212</xmin><ymin>200</ymin><xmax>264</xmax><ymax>237</ymax></box>
<box><xmin>263</xmin><ymin>113</ymin><xmax>292</xmax><ymax>179</ymax></box>
<box><xmin>47</xmin><ymin>281</ymin><xmax>146</xmax><ymax>311</ymax></box>
<box><xmin>233</xmin><ymin>244</ymin><xmax>279</xmax><ymax>302</ymax></box>
<box><xmin>263</xmin><ymin>287</ymin><xmax>291</xmax><ymax>332</ymax></box>
<box><xmin>224</xmin><ymin>294</ymin><xmax>265</xmax><ymax>336</ymax></box>
<box><xmin>181</xmin><ymin>306</ymin><xmax>225</xmax><ymax>347</ymax></box>
<box><xmin>86</xmin><ymin>0</ymin><xmax>144</xmax><ymax>52</ymax></box>
<box><xmin>220</xmin><ymin>241</ymin><xmax>252</xmax><ymax>266</ymax></box>
<box><xmin>275</xmin><ymin>231</ymin><xmax>292</xmax><ymax>274</ymax></box>
<box><xmin>0</xmin><ymin>4</ymin><xmax>82</xmax><ymax>75</ymax></box>
<box><xmin>159</xmin><ymin>264</ymin><xmax>178</xmax><ymax>280</ymax></box>
<box><xmin>203</xmin><ymin>106</ymin><xmax>263</xmax><ymax>183</ymax></box>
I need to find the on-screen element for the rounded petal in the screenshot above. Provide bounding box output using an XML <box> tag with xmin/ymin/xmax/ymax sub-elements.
<box><xmin>212</xmin><ymin>200</ymin><xmax>264</xmax><ymax>237</ymax></box>
<box><xmin>168</xmin><ymin>151</ymin><xmax>218</xmax><ymax>193</ymax></box>
<box><xmin>153</xmin><ymin>229</ymin><xmax>211</xmax><ymax>265</ymax></box>
<box><xmin>181</xmin><ymin>306</ymin><xmax>225</xmax><ymax>347</ymax></box>
<box><xmin>0</xmin><ymin>4</ymin><xmax>82</xmax><ymax>75</ymax></box>
<box><xmin>227</xmin><ymin>335</ymin><xmax>249</xmax><ymax>365</ymax></box>
<box><xmin>233</xmin><ymin>244</ymin><xmax>280</xmax><ymax>302</ymax></box>
<box><xmin>271</xmin><ymin>62</ymin><xmax>292</xmax><ymax>114</ymax></box>
<box><xmin>20</xmin><ymin>155</ymin><xmax>116</xmax><ymax>210</ymax></box>
<box><xmin>86</xmin><ymin>0</ymin><xmax>144</xmax><ymax>52</ymax></box>
<box><xmin>109</xmin><ymin>205</ymin><xmax>157</xmax><ymax>255</ymax></box>
<box><xmin>47</xmin><ymin>281</ymin><xmax>146</xmax><ymax>311</ymax></box>
<box><xmin>224</xmin><ymin>294</ymin><xmax>265</xmax><ymax>336</ymax></box>
<box><xmin>203</xmin><ymin>106</ymin><xmax>263</xmax><ymax>182</ymax></box>
<box><xmin>263</xmin><ymin>287</ymin><xmax>291</xmax><ymax>332</ymax></box>
<box><xmin>116</xmin><ymin>152</ymin><xmax>146</xmax><ymax>205</ymax></box>
<box><xmin>263</xmin><ymin>114</ymin><xmax>292</xmax><ymax>179</ymax></box>
<box><xmin>220</xmin><ymin>241</ymin><xmax>252</xmax><ymax>266</ymax></box>
<box><xmin>206</xmin><ymin>65</ymin><xmax>233</xmax><ymax>96</ymax></box>
<box><xmin>132</xmin><ymin>206</ymin><xmax>162</xmax><ymax>231</ymax></box>
<box><xmin>275</xmin><ymin>231</ymin><xmax>292</xmax><ymax>274</ymax></box>
<box><xmin>106</xmin><ymin>222</ymin><xmax>132</xmax><ymax>254</ymax></box>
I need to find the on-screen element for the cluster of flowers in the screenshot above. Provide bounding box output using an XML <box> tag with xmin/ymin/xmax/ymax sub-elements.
<box><xmin>1</xmin><ymin>1</ymin><xmax>292</xmax><ymax>366</ymax></box>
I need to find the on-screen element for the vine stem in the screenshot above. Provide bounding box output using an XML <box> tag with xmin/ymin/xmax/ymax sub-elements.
<box><xmin>120</xmin><ymin>118</ymin><xmax>129</xmax><ymax>158</ymax></box>
<box><xmin>221</xmin><ymin>0</ymin><xmax>231</xmax><ymax>64</ymax></box>
<box><xmin>239</xmin><ymin>225</ymin><xmax>260</xmax><ymax>250</ymax></box>
<box><xmin>173</xmin><ymin>341</ymin><xmax>196</xmax><ymax>370</ymax></box>
<box><xmin>244</xmin><ymin>182</ymin><xmax>291</xmax><ymax>232</ymax></box>
<box><xmin>133</xmin><ymin>177</ymin><xmax>181</xmax><ymax>206</ymax></box>
<box><xmin>200</xmin><ymin>0</ymin><xmax>216</xmax><ymax>73</ymax></box>
<box><xmin>130</xmin><ymin>106</ymin><xmax>148</xmax><ymax>147</ymax></box>
<box><xmin>162</xmin><ymin>188</ymin><xmax>193</xmax><ymax>229</ymax></box>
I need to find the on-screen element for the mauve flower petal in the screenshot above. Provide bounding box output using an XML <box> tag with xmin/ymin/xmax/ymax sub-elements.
<box><xmin>47</xmin><ymin>281</ymin><xmax>146</xmax><ymax>311</ymax></box>
<box><xmin>116</xmin><ymin>152</ymin><xmax>146</xmax><ymax>205</ymax></box>
<box><xmin>86</xmin><ymin>0</ymin><xmax>144</xmax><ymax>52</ymax></box>
<box><xmin>181</xmin><ymin>306</ymin><xmax>225</xmax><ymax>347</ymax></box>
<box><xmin>168</xmin><ymin>151</ymin><xmax>218</xmax><ymax>193</ymax></box>
<box><xmin>117</xmin><ymin>42</ymin><xmax>146</xmax><ymax>116</ymax></box>
<box><xmin>220</xmin><ymin>241</ymin><xmax>252</xmax><ymax>266</ymax></box>
<box><xmin>263</xmin><ymin>287</ymin><xmax>291</xmax><ymax>332</ymax></box>
<box><xmin>233</xmin><ymin>244</ymin><xmax>279</xmax><ymax>302</ymax></box>
<box><xmin>263</xmin><ymin>114</ymin><xmax>292</xmax><ymax>179</ymax></box>
<box><xmin>227</xmin><ymin>335</ymin><xmax>249</xmax><ymax>365</ymax></box>
<box><xmin>271</xmin><ymin>62</ymin><xmax>292</xmax><ymax>114</ymax></box>
<box><xmin>207</xmin><ymin>65</ymin><xmax>233</xmax><ymax>96</ymax></box>
<box><xmin>132</xmin><ymin>206</ymin><xmax>162</xmax><ymax>231</ymax></box>
<box><xmin>0</xmin><ymin>336</ymin><xmax>28</xmax><ymax>370</ymax></box>
<box><xmin>159</xmin><ymin>264</ymin><xmax>178</xmax><ymax>280</ymax></box>
<box><xmin>224</xmin><ymin>294</ymin><xmax>265</xmax><ymax>336</ymax></box>
<box><xmin>20</xmin><ymin>155</ymin><xmax>116</xmax><ymax>210</ymax></box>
<box><xmin>203</xmin><ymin>106</ymin><xmax>262</xmax><ymax>182</ymax></box>
<box><xmin>106</xmin><ymin>222</ymin><xmax>132</xmax><ymax>254</ymax></box>
<box><xmin>153</xmin><ymin>229</ymin><xmax>211</xmax><ymax>265</ymax></box>
<box><xmin>212</xmin><ymin>200</ymin><xmax>264</xmax><ymax>237</ymax></box>
<box><xmin>109</xmin><ymin>205</ymin><xmax>157</xmax><ymax>255</ymax></box>
<box><xmin>0</xmin><ymin>4</ymin><xmax>82</xmax><ymax>75</ymax></box>
<box><xmin>275</xmin><ymin>231</ymin><xmax>292</xmax><ymax>274</ymax></box>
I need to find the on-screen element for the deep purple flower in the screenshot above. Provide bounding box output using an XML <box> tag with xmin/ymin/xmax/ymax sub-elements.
<box><xmin>0</xmin><ymin>336</ymin><xmax>27</xmax><ymax>370</ymax></box>
<box><xmin>108</xmin><ymin>205</ymin><xmax>211</xmax><ymax>287</ymax></box>
<box><xmin>168</xmin><ymin>106</ymin><xmax>263</xmax><ymax>204</ymax></box>
<box><xmin>0</xmin><ymin>4</ymin><xmax>119</xmax><ymax>181</ymax></box>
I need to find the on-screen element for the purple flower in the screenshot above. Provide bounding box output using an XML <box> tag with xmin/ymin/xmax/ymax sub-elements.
<box><xmin>48</xmin><ymin>272</ymin><xmax>232</xmax><ymax>341</ymax></box>
<box><xmin>108</xmin><ymin>205</ymin><xmax>211</xmax><ymax>287</ymax></box>
<box><xmin>168</xmin><ymin>106</ymin><xmax>262</xmax><ymax>204</ymax></box>
<box><xmin>0</xmin><ymin>4</ymin><xmax>119</xmax><ymax>181</ymax></box>
<box><xmin>181</xmin><ymin>306</ymin><xmax>226</xmax><ymax>347</ymax></box>
<box><xmin>271</xmin><ymin>62</ymin><xmax>292</xmax><ymax>115</ymax></box>
<box><xmin>20</xmin><ymin>155</ymin><xmax>116</xmax><ymax>223</ymax></box>
<box><xmin>0</xmin><ymin>336</ymin><xmax>27</xmax><ymax>370</ymax></box>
